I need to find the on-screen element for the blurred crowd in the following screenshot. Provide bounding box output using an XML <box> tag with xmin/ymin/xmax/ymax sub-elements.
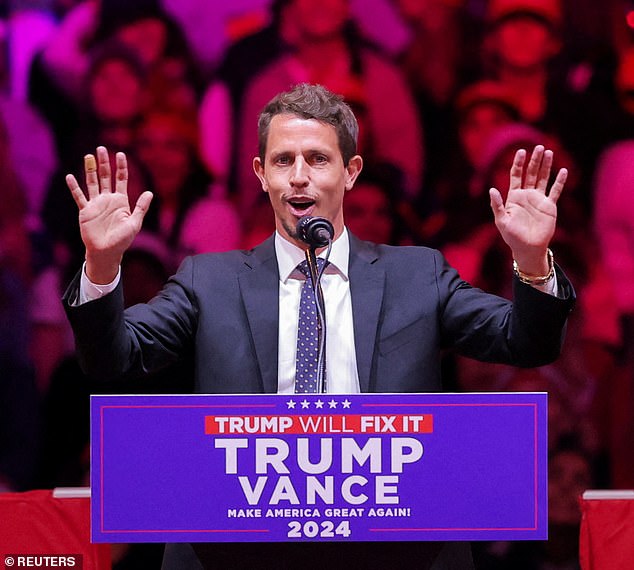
<box><xmin>1</xmin><ymin>0</ymin><xmax>634</xmax><ymax>567</ymax></box>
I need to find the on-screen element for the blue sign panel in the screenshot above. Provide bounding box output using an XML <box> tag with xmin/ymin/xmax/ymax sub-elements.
<box><xmin>91</xmin><ymin>392</ymin><xmax>547</xmax><ymax>543</ymax></box>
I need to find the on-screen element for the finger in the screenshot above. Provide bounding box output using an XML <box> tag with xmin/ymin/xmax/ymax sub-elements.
<box><xmin>84</xmin><ymin>154</ymin><xmax>98</xmax><ymax>199</ymax></box>
<box><xmin>66</xmin><ymin>174</ymin><xmax>88</xmax><ymax>209</ymax></box>
<box><xmin>489</xmin><ymin>187</ymin><xmax>505</xmax><ymax>222</ymax></box>
<box><xmin>130</xmin><ymin>191</ymin><xmax>154</xmax><ymax>228</ymax></box>
<box><xmin>536</xmin><ymin>149</ymin><xmax>553</xmax><ymax>192</ymax></box>
<box><xmin>96</xmin><ymin>146</ymin><xmax>112</xmax><ymax>193</ymax></box>
<box><xmin>547</xmin><ymin>168</ymin><xmax>568</xmax><ymax>204</ymax></box>
<box><xmin>115</xmin><ymin>151</ymin><xmax>128</xmax><ymax>195</ymax></box>
<box><xmin>509</xmin><ymin>149</ymin><xmax>527</xmax><ymax>191</ymax></box>
<box><xmin>524</xmin><ymin>145</ymin><xmax>545</xmax><ymax>189</ymax></box>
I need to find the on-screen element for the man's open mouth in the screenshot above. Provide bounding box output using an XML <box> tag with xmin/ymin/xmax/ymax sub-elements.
<box><xmin>288</xmin><ymin>198</ymin><xmax>316</xmax><ymax>213</ymax></box>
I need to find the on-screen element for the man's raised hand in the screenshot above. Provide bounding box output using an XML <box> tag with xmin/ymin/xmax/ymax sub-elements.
<box><xmin>489</xmin><ymin>145</ymin><xmax>567</xmax><ymax>277</ymax></box>
<box><xmin>66</xmin><ymin>146</ymin><xmax>153</xmax><ymax>284</ymax></box>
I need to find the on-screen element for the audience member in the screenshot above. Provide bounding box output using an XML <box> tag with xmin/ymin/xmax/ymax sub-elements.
<box><xmin>215</xmin><ymin>0</ymin><xmax>295</xmax><ymax>112</ymax></box>
<box><xmin>133</xmin><ymin>110</ymin><xmax>241</xmax><ymax>259</ymax></box>
<box><xmin>480</xmin><ymin>0</ymin><xmax>607</xmax><ymax>215</ymax></box>
<box><xmin>439</xmin><ymin>122</ymin><xmax>568</xmax><ymax>278</ymax></box>
<box><xmin>422</xmin><ymin>80</ymin><xmax>521</xmax><ymax>245</ymax></box>
<box><xmin>28</xmin><ymin>0</ymin><xmax>200</xmax><ymax>156</ymax></box>
<box><xmin>594</xmin><ymin>140</ymin><xmax>634</xmax><ymax>346</ymax></box>
<box><xmin>389</xmin><ymin>0</ymin><xmax>482</xmax><ymax>194</ymax></box>
<box><xmin>343</xmin><ymin>163</ymin><xmax>412</xmax><ymax>245</ymax></box>
<box><xmin>236</xmin><ymin>0</ymin><xmax>424</xmax><ymax>213</ymax></box>
<box><xmin>161</xmin><ymin>0</ymin><xmax>274</xmax><ymax>74</ymax></box>
<box><xmin>593</xmin><ymin>139</ymin><xmax>634</xmax><ymax>488</ymax></box>
<box><xmin>0</xmin><ymin>94</ymin><xmax>58</xmax><ymax>234</ymax></box>
<box><xmin>600</xmin><ymin>46</ymin><xmax>634</xmax><ymax>144</ymax></box>
<box><xmin>198</xmin><ymin>0</ymin><xmax>295</xmax><ymax>185</ymax></box>
<box><xmin>240</xmin><ymin>193</ymin><xmax>277</xmax><ymax>250</ymax></box>
<box><xmin>28</xmin><ymin>0</ymin><xmax>100</xmax><ymax>153</ymax></box>
<box><xmin>73</xmin><ymin>41</ymin><xmax>149</xmax><ymax>157</ymax></box>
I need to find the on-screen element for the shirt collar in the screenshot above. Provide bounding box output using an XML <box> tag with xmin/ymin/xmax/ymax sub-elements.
<box><xmin>275</xmin><ymin>227</ymin><xmax>350</xmax><ymax>283</ymax></box>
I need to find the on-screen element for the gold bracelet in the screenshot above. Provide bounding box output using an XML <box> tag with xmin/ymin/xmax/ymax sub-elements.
<box><xmin>513</xmin><ymin>248</ymin><xmax>555</xmax><ymax>285</ymax></box>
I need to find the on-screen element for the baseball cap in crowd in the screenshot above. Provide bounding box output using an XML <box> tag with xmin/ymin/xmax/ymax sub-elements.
<box><xmin>486</xmin><ymin>0</ymin><xmax>563</xmax><ymax>28</ymax></box>
<box><xmin>469</xmin><ymin>122</ymin><xmax>547</xmax><ymax>195</ymax></box>
<box><xmin>455</xmin><ymin>80</ymin><xmax>521</xmax><ymax>120</ymax></box>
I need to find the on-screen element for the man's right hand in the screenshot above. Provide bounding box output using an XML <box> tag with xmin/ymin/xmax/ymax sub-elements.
<box><xmin>66</xmin><ymin>146</ymin><xmax>153</xmax><ymax>284</ymax></box>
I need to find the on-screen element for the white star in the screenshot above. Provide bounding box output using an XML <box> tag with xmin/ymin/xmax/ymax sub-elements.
<box><xmin>301</xmin><ymin>399</ymin><xmax>311</xmax><ymax>409</ymax></box>
<box><xmin>342</xmin><ymin>399</ymin><xmax>351</xmax><ymax>409</ymax></box>
<box><xmin>328</xmin><ymin>399</ymin><xmax>338</xmax><ymax>409</ymax></box>
<box><xmin>287</xmin><ymin>400</ymin><xmax>296</xmax><ymax>409</ymax></box>
<box><xmin>315</xmin><ymin>400</ymin><xmax>324</xmax><ymax>409</ymax></box>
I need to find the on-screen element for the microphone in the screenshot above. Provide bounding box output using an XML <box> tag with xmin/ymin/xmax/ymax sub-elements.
<box><xmin>296</xmin><ymin>216</ymin><xmax>334</xmax><ymax>248</ymax></box>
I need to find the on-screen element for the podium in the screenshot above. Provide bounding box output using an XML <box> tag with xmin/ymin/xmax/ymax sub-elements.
<box><xmin>90</xmin><ymin>392</ymin><xmax>547</xmax><ymax>544</ymax></box>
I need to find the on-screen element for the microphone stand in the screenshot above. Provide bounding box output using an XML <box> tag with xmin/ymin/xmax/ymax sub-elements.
<box><xmin>304</xmin><ymin>244</ymin><xmax>329</xmax><ymax>393</ymax></box>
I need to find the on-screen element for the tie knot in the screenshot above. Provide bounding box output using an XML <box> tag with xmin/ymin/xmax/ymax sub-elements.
<box><xmin>297</xmin><ymin>258</ymin><xmax>327</xmax><ymax>279</ymax></box>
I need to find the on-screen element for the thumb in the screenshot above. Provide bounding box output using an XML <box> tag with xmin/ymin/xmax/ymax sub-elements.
<box><xmin>489</xmin><ymin>188</ymin><xmax>505</xmax><ymax>222</ymax></box>
<box><xmin>131</xmin><ymin>191</ymin><xmax>153</xmax><ymax>227</ymax></box>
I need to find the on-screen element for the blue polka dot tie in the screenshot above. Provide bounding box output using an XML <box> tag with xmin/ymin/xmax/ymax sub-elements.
<box><xmin>295</xmin><ymin>258</ymin><xmax>327</xmax><ymax>393</ymax></box>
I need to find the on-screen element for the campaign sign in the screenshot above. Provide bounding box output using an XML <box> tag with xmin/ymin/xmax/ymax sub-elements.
<box><xmin>90</xmin><ymin>392</ymin><xmax>547</xmax><ymax>543</ymax></box>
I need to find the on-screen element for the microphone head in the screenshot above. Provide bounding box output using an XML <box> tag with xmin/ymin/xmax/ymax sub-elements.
<box><xmin>296</xmin><ymin>216</ymin><xmax>334</xmax><ymax>247</ymax></box>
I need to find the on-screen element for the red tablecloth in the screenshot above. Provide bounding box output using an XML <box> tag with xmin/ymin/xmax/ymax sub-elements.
<box><xmin>580</xmin><ymin>491</ymin><xmax>634</xmax><ymax>570</ymax></box>
<box><xmin>0</xmin><ymin>489</ymin><xmax>110</xmax><ymax>569</ymax></box>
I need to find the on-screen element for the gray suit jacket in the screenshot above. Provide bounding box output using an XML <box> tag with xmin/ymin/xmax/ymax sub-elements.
<box><xmin>63</xmin><ymin>234</ymin><xmax>575</xmax><ymax>569</ymax></box>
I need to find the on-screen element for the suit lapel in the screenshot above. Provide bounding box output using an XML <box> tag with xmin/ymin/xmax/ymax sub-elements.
<box><xmin>348</xmin><ymin>235</ymin><xmax>385</xmax><ymax>393</ymax></box>
<box><xmin>237</xmin><ymin>234</ymin><xmax>386</xmax><ymax>394</ymax></box>
<box><xmin>238</xmin><ymin>236</ymin><xmax>279</xmax><ymax>394</ymax></box>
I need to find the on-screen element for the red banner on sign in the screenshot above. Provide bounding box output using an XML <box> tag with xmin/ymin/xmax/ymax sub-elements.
<box><xmin>204</xmin><ymin>414</ymin><xmax>434</xmax><ymax>435</ymax></box>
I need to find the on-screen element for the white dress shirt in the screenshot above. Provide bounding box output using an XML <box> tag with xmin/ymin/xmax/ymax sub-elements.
<box><xmin>275</xmin><ymin>229</ymin><xmax>360</xmax><ymax>394</ymax></box>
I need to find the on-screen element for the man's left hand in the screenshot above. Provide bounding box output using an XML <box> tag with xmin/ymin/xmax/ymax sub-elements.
<box><xmin>489</xmin><ymin>144</ymin><xmax>567</xmax><ymax>276</ymax></box>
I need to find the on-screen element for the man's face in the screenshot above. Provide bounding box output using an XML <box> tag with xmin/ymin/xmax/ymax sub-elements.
<box><xmin>90</xmin><ymin>59</ymin><xmax>144</xmax><ymax>122</ymax></box>
<box><xmin>459</xmin><ymin>103</ymin><xmax>514</xmax><ymax>168</ymax></box>
<box><xmin>492</xmin><ymin>16</ymin><xmax>559</xmax><ymax>70</ymax></box>
<box><xmin>116</xmin><ymin>18</ymin><xmax>167</xmax><ymax>67</ymax></box>
<box><xmin>253</xmin><ymin>114</ymin><xmax>362</xmax><ymax>248</ymax></box>
<box><xmin>135</xmin><ymin>118</ymin><xmax>192</xmax><ymax>200</ymax></box>
<box><xmin>344</xmin><ymin>182</ymin><xmax>394</xmax><ymax>244</ymax></box>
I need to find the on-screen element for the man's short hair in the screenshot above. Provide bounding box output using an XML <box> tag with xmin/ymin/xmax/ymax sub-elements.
<box><xmin>257</xmin><ymin>83</ymin><xmax>359</xmax><ymax>165</ymax></box>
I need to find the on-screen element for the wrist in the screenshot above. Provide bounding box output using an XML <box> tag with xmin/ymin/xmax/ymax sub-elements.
<box><xmin>511</xmin><ymin>247</ymin><xmax>551</xmax><ymax>275</ymax></box>
<box><xmin>513</xmin><ymin>248</ymin><xmax>555</xmax><ymax>285</ymax></box>
<box><xmin>85</xmin><ymin>253</ymin><xmax>121</xmax><ymax>285</ymax></box>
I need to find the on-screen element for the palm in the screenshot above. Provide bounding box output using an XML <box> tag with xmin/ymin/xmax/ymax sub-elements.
<box><xmin>78</xmin><ymin>191</ymin><xmax>140</xmax><ymax>253</ymax></box>
<box><xmin>496</xmin><ymin>187</ymin><xmax>557</xmax><ymax>252</ymax></box>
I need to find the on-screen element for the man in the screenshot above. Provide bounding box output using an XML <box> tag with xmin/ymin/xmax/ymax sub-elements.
<box><xmin>64</xmin><ymin>83</ymin><xmax>574</xmax><ymax>569</ymax></box>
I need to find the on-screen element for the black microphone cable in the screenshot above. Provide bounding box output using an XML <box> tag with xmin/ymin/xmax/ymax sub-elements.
<box><xmin>297</xmin><ymin>216</ymin><xmax>333</xmax><ymax>393</ymax></box>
